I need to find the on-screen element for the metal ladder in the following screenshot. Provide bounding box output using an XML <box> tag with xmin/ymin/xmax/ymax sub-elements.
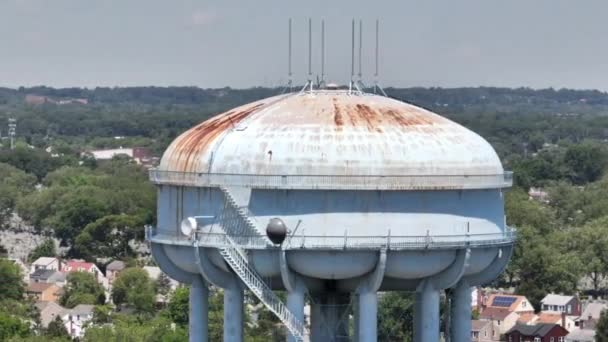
<box><xmin>216</xmin><ymin>187</ymin><xmax>306</xmax><ymax>341</ymax></box>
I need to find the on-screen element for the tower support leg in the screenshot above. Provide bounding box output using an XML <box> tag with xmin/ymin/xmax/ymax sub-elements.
<box><xmin>357</xmin><ymin>291</ymin><xmax>378</xmax><ymax>342</ymax></box>
<box><xmin>415</xmin><ymin>280</ymin><xmax>440</xmax><ymax>342</ymax></box>
<box><xmin>286</xmin><ymin>289</ymin><xmax>305</xmax><ymax>342</ymax></box>
<box><xmin>189</xmin><ymin>276</ymin><xmax>208</xmax><ymax>342</ymax></box>
<box><xmin>450</xmin><ymin>280</ymin><xmax>472</xmax><ymax>342</ymax></box>
<box><xmin>224</xmin><ymin>285</ymin><xmax>243</xmax><ymax>342</ymax></box>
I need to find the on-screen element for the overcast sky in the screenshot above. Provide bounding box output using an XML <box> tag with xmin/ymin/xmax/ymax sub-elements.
<box><xmin>1</xmin><ymin>0</ymin><xmax>608</xmax><ymax>90</ymax></box>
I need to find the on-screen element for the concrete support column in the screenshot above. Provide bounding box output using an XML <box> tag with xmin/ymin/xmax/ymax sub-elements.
<box><xmin>450</xmin><ymin>280</ymin><xmax>472</xmax><ymax>342</ymax></box>
<box><xmin>413</xmin><ymin>291</ymin><xmax>423</xmax><ymax>342</ymax></box>
<box><xmin>224</xmin><ymin>285</ymin><xmax>244</xmax><ymax>342</ymax></box>
<box><xmin>415</xmin><ymin>281</ymin><xmax>441</xmax><ymax>342</ymax></box>
<box><xmin>310</xmin><ymin>300</ymin><xmax>324</xmax><ymax>342</ymax></box>
<box><xmin>189</xmin><ymin>276</ymin><xmax>208</xmax><ymax>342</ymax></box>
<box><xmin>357</xmin><ymin>291</ymin><xmax>378</xmax><ymax>342</ymax></box>
<box><xmin>286</xmin><ymin>290</ymin><xmax>306</xmax><ymax>342</ymax></box>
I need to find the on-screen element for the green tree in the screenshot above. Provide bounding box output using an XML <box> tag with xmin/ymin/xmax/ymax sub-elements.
<box><xmin>60</xmin><ymin>271</ymin><xmax>105</xmax><ymax>308</ymax></box>
<box><xmin>570</xmin><ymin>217</ymin><xmax>608</xmax><ymax>291</ymax></box>
<box><xmin>28</xmin><ymin>239</ymin><xmax>57</xmax><ymax>262</ymax></box>
<box><xmin>564</xmin><ymin>143</ymin><xmax>608</xmax><ymax>184</ymax></box>
<box><xmin>74</xmin><ymin>214</ymin><xmax>143</xmax><ymax>259</ymax></box>
<box><xmin>166</xmin><ymin>286</ymin><xmax>189</xmax><ymax>326</ymax></box>
<box><xmin>111</xmin><ymin>268</ymin><xmax>155</xmax><ymax>314</ymax></box>
<box><xmin>597</xmin><ymin>309</ymin><xmax>608</xmax><ymax>342</ymax></box>
<box><xmin>156</xmin><ymin>272</ymin><xmax>172</xmax><ymax>297</ymax></box>
<box><xmin>0</xmin><ymin>258</ymin><xmax>25</xmax><ymax>301</ymax></box>
<box><xmin>0</xmin><ymin>162</ymin><xmax>36</xmax><ymax>228</ymax></box>
<box><xmin>45</xmin><ymin>315</ymin><xmax>68</xmax><ymax>339</ymax></box>
<box><xmin>378</xmin><ymin>292</ymin><xmax>414</xmax><ymax>342</ymax></box>
<box><xmin>0</xmin><ymin>311</ymin><xmax>30</xmax><ymax>340</ymax></box>
<box><xmin>83</xmin><ymin>315</ymin><xmax>187</xmax><ymax>342</ymax></box>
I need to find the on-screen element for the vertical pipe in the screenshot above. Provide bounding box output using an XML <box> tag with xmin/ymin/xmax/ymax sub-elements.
<box><xmin>288</xmin><ymin>18</ymin><xmax>292</xmax><ymax>83</ymax></box>
<box><xmin>358</xmin><ymin>20</ymin><xmax>362</xmax><ymax>80</ymax></box>
<box><xmin>286</xmin><ymin>290</ymin><xmax>305</xmax><ymax>342</ymax></box>
<box><xmin>224</xmin><ymin>285</ymin><xmax>243</xmax><ymax>342</ymax></box>
<box><xmin>321</xmin><ymin>20</ymin><xmax>325</xmax><ymax>84</ymax></box>
<box><xmin>308</xmin><ymin>18</ymin><xmax>312</xmax><ymax>85</ymax></box>
<box><xmin>358</xmin><ymin>291</ymin><xmax>378</xmax><ymax>342</ymax></box>
<box><xmin>450</xmin><ymin>281</ymin><xmax>472</xmax><ymax>342</ymax></box>
<box><xmin>189</xmin><ymin>276</ymin><xmax>208</xmax><ymax>342</ymax></box>
<box><xmin>351</xmin><ymin>19</ymin><xmax>355</xmax><ymax>85</ymax></box>
<box><xmin>353</xmin><ymin>294</ymin><xmax>359</xmax><ymax>342</ymax></box>
<box><xmin>310</xmin><ymin>299</ymin><xmax>324</xmax><ymax>342</ymax></box>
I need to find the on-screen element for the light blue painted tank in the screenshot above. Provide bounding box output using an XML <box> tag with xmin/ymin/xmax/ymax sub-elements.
<box><xmin>148</xmin><ymin>90</ymin><xmax>515</xmax><ymax>342</ymax></box>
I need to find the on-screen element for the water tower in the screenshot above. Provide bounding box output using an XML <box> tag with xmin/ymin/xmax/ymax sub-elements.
<box><xmin>147</xmin><ymin>85</ymin><xmax>515</xmax><ymax>341</ymax></box>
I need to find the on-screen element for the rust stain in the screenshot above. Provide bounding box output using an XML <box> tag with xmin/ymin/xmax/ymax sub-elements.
<box><xmin>168</xmin><ymin>102</ymin><xmax>265</xmax><ymax>171</ymax></box>
<box><xmin>332</xmin><ymin>98</ymin><xmax>344</xmax><ymax>128</ymax></box>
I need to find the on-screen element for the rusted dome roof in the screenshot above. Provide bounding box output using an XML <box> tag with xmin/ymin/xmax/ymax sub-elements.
<box><xmin>159</xmin><ymin>91</ymin><xmax>504</xmax><ymax>177</ymax></box>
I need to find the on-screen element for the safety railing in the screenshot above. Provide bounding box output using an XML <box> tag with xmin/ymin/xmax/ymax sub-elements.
<box><xmin>149</xmin><ymin>170</ymin><xmax>513</xmax><ymax>190</ymax></box>
<box><xmin>150</xmin><ymin>229</ymin><xmax>516</xmax><ymax>250</ymax></box>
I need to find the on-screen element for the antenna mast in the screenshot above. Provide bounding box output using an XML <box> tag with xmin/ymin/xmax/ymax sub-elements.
<box><xmin>288</xmin><ymin>18</ymin><xmax>293</xmax><ymax>91</ymax></box>
<box><xmin>358</xmin><ymin>20</ymin><xmax>363</xmax><ymax>81</ymax></box>
<box><xmin>320</xmin><ymin>20</ymin><xmax>325</xmax><ymax>88</ymax></box>
<box><xmin>374</xmin><ymin>19</ymin><xmax>387</xmax><ymax>96</ymax></box>
<box><xmin>349</xmin><ymin>19</ymin><xmax>355</xmax><ymax>94</ymax></box>
<box><xmin>307</xmin><ymin>18</ymin><xmax>313</xmax><ymax>91</ymax></box>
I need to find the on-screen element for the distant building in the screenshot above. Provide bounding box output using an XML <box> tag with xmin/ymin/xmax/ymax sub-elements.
<box><xmin>63</xmin><ymin>260</ymin><xmax>107</xmax><ymax>289</ymax></box>
<box><xmin>541</xmin><ymin>294</ymin><xmax>581</xmax><ymax>316</ymax></box>
<box><xmin>26</xmin><ymin>282</ymin><xmax>62</xmax><ymax>302</ymax></box>
<box><xmin>505</xmin><ymin>323</ymin><xmax>569</xmax><ymax>342</ymax></box>
<box><xmin>30</xmin><ymin>268</ymin><xmax>66</xmax><ymax>286</ymax></box>
<box><xmin>479</xmin><ymin>307</ymin><xmax>520</xmax><ymax>336</ymax></box>
<box><xmin>30</xmin><ymin>257</ymin><xmax>62</xmax><ymax>274</ymax></box>
<box><xmin>471</xmin><ymin>319</ymin><xmax>500</xmax><ymax>341</ymax></box>
<box><xmin>62</xmin><ymin>304</ymin><xmax>94</xmax><ymax>338</ymax></box>
<box><xmin>576</xmin><ymin>301</ymin><xmax>608</xmax><ymax>329</ymax></box>
<box><xmin>25</xmin><ymin>94</ymin><xmax>88</xmax><ymax>106</ymax></box>
<box><xmin>565</xmin><ymin>329</ymin><xmax>595</xmax><ymax>342</ymax></box>
<box><xmin>484</xmin><ymin>294</ymin><xmax>534</xmax><ymax>314</ymax></box>
<box><xmin>106</xmin><ymin>260</ymin><xmax>126</xmax><ymax>285</ymax></box>
<box><xmin>83</xmin><ymin>147</ymin><xmax>157</xmax><ymax>167</ymax></box>
<box><xmin>36</xmin><ymin>301</ymin><xmax>66</xmax><ymax>328</ymax></box>
<box><xmin>536</xmin><ymin>312</ymin><xmax>576</xmax><ymax>331</ymax></box>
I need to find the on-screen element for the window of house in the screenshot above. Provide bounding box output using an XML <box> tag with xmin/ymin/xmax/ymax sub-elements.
<box><xmin>484</xmin><ymin>331</ymin><xmax>487</xmax><ymax>337</ymax></box>
<box><xmin>559</xmin><ymin>305</ymin><xmax>564</xmax><ymax>312</ymax></box>
<box><xmin>497</xmin><ymin>320</ymin><xmax>501</xmax><ymax>325</ymax></box>
<box><xmin>534</xmin><ymin>338</ymin><xmax>540</xmax><ymax>342</ymax></box>
<box><xmin>567</xmin><ymin>304</ymin><xmax>571</xmax><ymax>313</ymax></box>
<box><xmin>558</xmin><ymin>337</ymin><xmax>564</xmax><ymax>342</ymax></box>
<box><xmin>551</xmin><ymin>337</ymin><xmax>554</xmax><ymax>342</ymax></box>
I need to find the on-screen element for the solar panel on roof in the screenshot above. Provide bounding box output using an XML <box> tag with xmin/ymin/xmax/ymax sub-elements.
<box><xmin>492</xmin><ymin>296</ymin><xmax>517</xmax><ymax>307</ymax></box>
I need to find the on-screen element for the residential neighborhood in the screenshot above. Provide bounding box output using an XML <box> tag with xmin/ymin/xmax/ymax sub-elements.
<box><xmin>470</xmin><ymin>289</ymin><xmax>605</xmax><ymax>341</ymax></box>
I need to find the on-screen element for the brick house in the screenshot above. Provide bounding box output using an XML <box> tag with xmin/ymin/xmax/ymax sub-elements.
<box><xmin>505</xmin><ymin>323</ymin><xmax>568</xmax><ymax>342</ymax></box>
<box><xmin>472</xmin><ymin>319</ymin><xmax>500</xmax><ymax>341</ymax></box>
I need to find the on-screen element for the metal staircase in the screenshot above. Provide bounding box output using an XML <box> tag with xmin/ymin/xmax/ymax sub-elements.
<box><xmin>216</xmin><ymin>186</ymin><xmax>307</xmax><ymax>341</ymax></box>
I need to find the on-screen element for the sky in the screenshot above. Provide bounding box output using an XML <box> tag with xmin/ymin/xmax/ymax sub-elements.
<box><xmin>1</xmin><ymin>0</ymin><xmax>608</xmax><ymax>90</ymax></box>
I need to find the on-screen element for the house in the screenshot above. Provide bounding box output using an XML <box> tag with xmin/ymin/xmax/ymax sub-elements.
<box><xmin>575</xmin><ymin>301</ymin><xmax>608</xmax><ymax>329</ymax></box>
<box><xmin>63</xmin><ymin>304</ymin><xmax>94</xmax><ymax>338</ymax></box>
<box><xmin>106</xmin><ymin>260</ymin><xmax>126</xmax><ymax>285</ymax></box>
<box><xmin>479</xmin><ymin>307</ymin><xmax>520</xmax><ymax>336</ymax></box>
<box><xmin>36</xmin><ymin>301</ymin><xmax>66</xmax><ymax>328</ymax></box>
<box><xmin>30</xmin><ymin>257</ymin><xmax>62</xmax><ymax>274</ymax></box>
<box><xmin>541</xmin><ymin>294</ymin><xmax>581</xmax><ymax>316</ymax></box>
<box><xmin>471</xmin><ymin>319</ymin><xmax>500</xmax><ymax>341</ymax></box>
<box><xmin>484</xmin><ymin>294</ymin><xmax>534</xmax><ymax>314</ymax></box>
<box><xmin>565</xmin><ymin>329</ymin><xmax>595</xmax><ymax>342</ymax></box>
<box><xmin>518</xmin><ymin>312</ymin><xmax>539</xmax><ymax>325</ymax></box>
<box><xmin>26</xmin><ymin>282</ymin><xmax>62</xmax><ymax>302</ymax></box>
<box><xmin>505</xmin><ymin>323</ymin><xmax>569</xmax><ymax>342</ymax></box>
<box><xmin>63</xmin><ymin>260</ymin><xmax>108</xmax><ymax>289</ymax></box>
<box><xmin>536</xmin><ymin>312</ymin><xmax>576</xmax><ymax>331</ymax></box>
<box><xmin>30</xmin><ymin>269</ymin><xmax>67</xmax><ymax>286</ymax></box>
<box><xmin>84</xmin><ymin>147</ymin><xmax>152</xmax><ymax>165</ymax></box>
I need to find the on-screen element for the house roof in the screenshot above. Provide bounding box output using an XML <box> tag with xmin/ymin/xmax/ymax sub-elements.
<box><xmin>65</xmin><ymin>260</ymin><xmax>95</xmax><ymax>272</ymax></box>
<box><xmin>581</xmin><ymin>302</ymin><xmax>608</xmax><ymax>320</ymax></box>
<box><xmin>472</xmin><ymin>319</ymin><xmax>491</xmax><ymax>331</ymax></box>
<box><xmin>30</xmin><ymin>268</ymin><xmax>57</xmax><ymax>280</ymax></box>
<box><xmin>486</xmin><ymin>293</ymin><xmax>529</xmax><ymax>311</ymax></box>
<box><xmin>507</xmin><ymin>323</ymin><xmax>563</xmax><ymax>337</ymax></box>
<box><xmin>480</xmin><ymin>307</ymin><xmax>513</xmax><ymax>320</ymax></box>
<box><xmin>68</xmin><ymin>304</ymin><xmax>94</xmax><ymax>316</ymax></box>
<box><xmin>106</xmin><ymin>260</ymin><xmax>126</xmax><ymax>271</ymax></box>
<box><xmin>541</xmin><ymin>294</ymin><xmax>573</xmax><ymax>306</ymax></box>
<box><xmin>566</xmin><ymin>329</ymin><xmax>595</xmax><ymax>341</ymax></box>
<box><xmin>518</xmin><ymin>313</ymin><xmax>538</xmax><ymax>324</ymax></box>
<box><xmin>35</xmin><ymin>301</ymin><xmax>66</xmax><ymax>327</ymax></box>
<box><xmin>536</xmin><ymin>312</ymin><xmax>563</xmax><ymax>324</ymax></box>
<box><xmin>32</xmin><ymin>257</ymin><xmax>58</xmax><ymax>266</ymax></box>
<box><xmin>27</xmin><ymin>282</ymin><xmax>56</xmax><ymax>293</ymax></box>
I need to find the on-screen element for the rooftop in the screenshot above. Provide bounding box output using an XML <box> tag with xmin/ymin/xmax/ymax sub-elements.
<box><xmin>542</xmin><ymin>294</ymin><xmax>574</xmax><ymax>306</ymax></box>
<box><xmin>155</xmin><ymin>91</ymin><xmax>510</xmax><ymax>191</ymax></box>
<box><xmin>479</xmin><ymin>307</ymin><xmax>512</xmax><ymax>320</ymax></box>
<box><xmin>32</xmin><ymin>257</ymin><xmax>58</xmax><ymax>266</ymax></box>
<box><xmin>507</xmin><ymin>323</ymin><xmax>562</xmax><ymax>337</ymax></box>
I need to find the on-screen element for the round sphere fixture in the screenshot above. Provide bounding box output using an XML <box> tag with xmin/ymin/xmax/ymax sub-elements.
<box><xmin>180</xmin><ymin>217</ymin><xmax>197</xmax><ymax>237</ymax></box>
<box><xmin>266</xmin><ymin>218</ymin><xmax>288</xmax><ymax>245</ymax></box>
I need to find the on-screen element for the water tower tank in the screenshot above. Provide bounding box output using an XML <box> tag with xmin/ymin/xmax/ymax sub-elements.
<box><xmin>148</xmin><ymin>90</ymin><xmax>515</xmax><ymax>342</ymax></box>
